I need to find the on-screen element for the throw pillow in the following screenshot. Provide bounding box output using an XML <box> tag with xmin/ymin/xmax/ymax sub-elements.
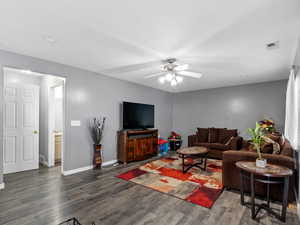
<box><xmin>262</xmin><ymin>136</ymin><xmax>280</xmax><ymax>154</ymax></box>
<box><xmin>266</xmin><ymin>134</ymin><xmax>281</xmax><ymax>144</ymax></box>
<box><xmin>208</xmin><ymin>127</ymin><xmax>219</xmax><ymax>143</ymax></box>
<box><xmin>225</xmin><ymin>136</ymin><xmax>235</xmax><ymax>145</ymax></box>
<box><xmin>196</xmin><ymin>128</ymin><xmax>209</xmax><ymax>142</ymax></box>
<box><xmin>219</xmin><ymin>129</ymin><xmax>238</xmax><ymax>144</ymax></box>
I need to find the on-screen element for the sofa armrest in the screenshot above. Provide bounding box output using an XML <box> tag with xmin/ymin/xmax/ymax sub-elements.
<box><xmin>228</xmin><ymin>136</ymin><xmax>243</xmax><ymax>150</ymax></box>
<box><xmin>188</xmin><ymin>135</ymin><xmax>198</xmax><ymax>147</ymax></box>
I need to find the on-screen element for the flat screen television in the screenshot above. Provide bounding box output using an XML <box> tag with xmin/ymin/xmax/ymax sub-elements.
<box><xmin>123</xmin><ymin>102</ymin><xmax>154</xmax><ymax>130</ymax></box>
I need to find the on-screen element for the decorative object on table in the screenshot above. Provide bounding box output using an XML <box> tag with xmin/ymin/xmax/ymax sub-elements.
<box><xmin>89</xmin><ymin>117</ymin><xmax>106</xmax><ymax>169</ymax></box>
<box><xmin>58</xmin><ymin>217</ymin><xmax>95</xmax><ymax>225</ymax></box>
<box><xmin>258</xmin><ymin>118</ymin><xmax>276</xmax><ymax>134</ymax></box>
<box><xmin>176</xmin><ymin>146</ymin><xmax>208</xmax><ymax>173</ymax></box>
<box><xmin>236</xmin><ymin>161</ymin><xmax>293</xmax><ymax>222</ymax></box>
<box><xmin>117</xmin><ymin>156</ymin><xmax>223</xmax><ymax>208</ymax></box>
<box><xmin>247</xmin><ymin>122</ymin><xmax>266</xmax><ymax>168</ymax></box>
<box><xmin>158</xmin><ymin>138</ymin><xmax>169</xmax><ymax>156</ymax></box>
<box><xmin>168</xmin><ymin>131</ymin><xmax>182</xmax><ymax>151</ymax></box>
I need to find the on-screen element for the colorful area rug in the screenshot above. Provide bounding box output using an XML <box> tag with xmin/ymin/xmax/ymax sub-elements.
<box><xmin>116</xmin><ymin>156</ymin><xmax>223</xmax><ymax>208</ymax></box>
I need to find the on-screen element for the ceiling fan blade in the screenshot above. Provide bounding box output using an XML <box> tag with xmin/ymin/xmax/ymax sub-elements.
<box><xmin>180</xmin><ymin>55</ymin><xmax>240</xmax><ymax>62</ymax></box>
<box><xmin>144</xmin><ymin>72</ymin><xmax>165</xmax><ymax>79</ymax></box>
<box><xmin>177</xmin><ymin>71</ymin><xmax>203</xmax><ymax>78</ymax></box>
<box><xmin>102</xmin><ymin>60</ymin><xmax>162</xmax><ymax>74</ymax></box>
<box><xmin>174</xmin><ymin>64</ymin><xmax>189</xmax><ymax>71</ymax></box>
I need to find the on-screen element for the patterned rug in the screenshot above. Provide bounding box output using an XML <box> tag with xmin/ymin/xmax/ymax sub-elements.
<box><xmin>116</xmin><ymin>156</ymin><xmax>223</xmax><ymax>208</ymax></box>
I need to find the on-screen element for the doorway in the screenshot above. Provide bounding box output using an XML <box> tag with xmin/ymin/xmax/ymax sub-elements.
<box><xmin>3</xmin><ymin>67</ymin><xmax>66</xmax><ymax>174</ymax></box>
<box><xmin>48</xmin><ymin>84</ymin><xmax>64</xmax><ymax>167</ymax></box>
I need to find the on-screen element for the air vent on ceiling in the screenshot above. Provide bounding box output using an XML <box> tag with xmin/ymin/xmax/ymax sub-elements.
<box><xmin>266</xmin><ymin>41</ymin><xmax>279</xmax><ymax>50</ymax></box>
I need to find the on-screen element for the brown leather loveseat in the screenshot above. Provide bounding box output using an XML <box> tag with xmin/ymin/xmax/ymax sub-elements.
<box><xmin>188</xmin><ymin>127</ymin><xmax>243</xmax><ymax>159</ymax></box>
<box><xmin>223</xmin><ymin>138</ymin><xmax>296</xmax><ymax>202</ymax></box>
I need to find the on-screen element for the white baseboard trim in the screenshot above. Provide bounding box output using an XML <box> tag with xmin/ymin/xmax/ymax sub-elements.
<box><xmin>62</xmin><ymin>159</ymin><xmax>118</xmax><ymax>176</ymax></box>
<box><xmin>62</xmin><ymin>165</ymin><xmax>93</xmax><ymax>176</ymax></box>
<box><xmin>102</xmin><ymin>159</ymin><xmax>118</xmax><ymax>167</ymax></box>
<box><xmin>0</xmin><ymin>183</ymin><xmax>5</xmax><ymax>190</ymax></box>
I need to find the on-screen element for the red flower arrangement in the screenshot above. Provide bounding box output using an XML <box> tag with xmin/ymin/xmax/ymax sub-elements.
<box><xmin>258</xmin><ymin>119</ymin><xmax>276</xmax><ymax>133</ymax></box>
<box><xmin>168</xmin><ymin>131</ymin><xmax>182</xmax><ymax>140</ymax></box>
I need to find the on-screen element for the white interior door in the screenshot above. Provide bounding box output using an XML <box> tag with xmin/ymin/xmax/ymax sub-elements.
<box><xmin>3</xmin><ymin>84</ymin><xmax>39</xmax><ymax>174</ymax></box>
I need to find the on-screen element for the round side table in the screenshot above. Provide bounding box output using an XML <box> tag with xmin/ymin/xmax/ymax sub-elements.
<box><xmin>235</xmin><ymin>161</ymin><xmax>293</xmax><ymax>222</ymax></box>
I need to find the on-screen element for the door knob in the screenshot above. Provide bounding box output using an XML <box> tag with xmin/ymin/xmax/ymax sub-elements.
<box><xmin>33</xmin><ymin>130</ymin><xmax>38</xmax><ymax>134</ymax></box>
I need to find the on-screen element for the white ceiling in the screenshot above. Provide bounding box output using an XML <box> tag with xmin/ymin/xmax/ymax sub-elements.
<box><xmin>0</xmin><ymin>0</ymin><xmax>299</xmax><ymax>92</ymax></box>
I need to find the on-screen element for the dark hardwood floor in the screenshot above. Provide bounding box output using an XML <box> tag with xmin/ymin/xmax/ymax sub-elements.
<box><xmin>0</xmin><ymin>158</ymin><xmax>299</xmax><ymax>225</ymax></box>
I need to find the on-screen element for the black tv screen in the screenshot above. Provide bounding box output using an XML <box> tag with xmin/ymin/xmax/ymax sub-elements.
<box><xmin>123</xmin><ymin>102</ymin><xmax>154</xmax><ymax>129</ymax></box>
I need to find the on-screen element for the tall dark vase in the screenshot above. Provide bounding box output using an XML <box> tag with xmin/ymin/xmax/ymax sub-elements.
<box><xmin>93</xmin><ymin>144</ymin><xmax>102</xmax><ymax>169</ymax></box>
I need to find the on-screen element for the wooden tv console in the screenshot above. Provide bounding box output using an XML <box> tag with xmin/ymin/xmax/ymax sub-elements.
<box><xmin>117</xmin><ymin>129</ymin><xmax>158</xmax><ymax>164</ymax></box>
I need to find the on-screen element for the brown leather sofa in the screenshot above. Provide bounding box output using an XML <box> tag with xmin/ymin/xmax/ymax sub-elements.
<box><xmin>223</xmin><ymin>138</ymin><xmax>296</xmax><ymax>202</ymax></box>
<box><xmin>188</xmin><ymin>127</ymin><xmax>243</xmax><ymax>159</ymax></box>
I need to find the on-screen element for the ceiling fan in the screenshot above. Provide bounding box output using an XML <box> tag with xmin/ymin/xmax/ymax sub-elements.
<box><xmin>144</xmin><ymin>58</ymin><xmax>203</xmax><ymax>86</ymax></box>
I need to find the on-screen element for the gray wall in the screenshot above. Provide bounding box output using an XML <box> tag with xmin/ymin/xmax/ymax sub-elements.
<box><xmin>0</xmin><ymin>50</ymin><xmax>173</xmax><ymax>184</ymax></box>
<box><xmin>173</xmin><ymin>80</ymin><xmax>287</xmax><ymax>146</ymax></box>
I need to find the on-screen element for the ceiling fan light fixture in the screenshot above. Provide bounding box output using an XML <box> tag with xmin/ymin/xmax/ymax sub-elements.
<box><xmin>165</xmin><ymin>73</ymin><xmax>173</xmax><ymax>82</ymax></box>
<box><xmin>170</xmin><ymin>79</ymin><xmax>177</xmax><ymax>86</ymax></box>
<box><xmin>158</xmin><ymin>76</ymin><xmax>165</xmax><ymax>84</ymax></box>
<box><xmin>176</xmin><ymin>76</ymin><xmax>183</xmax><ymax>83</ymax></box>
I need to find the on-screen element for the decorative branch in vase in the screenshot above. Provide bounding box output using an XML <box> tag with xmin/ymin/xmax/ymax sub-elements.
<box><xmin>247</xmin><ymin>122</ymin><xmax>266</xmax><ymax>168</ymax></box>
<box><xmin>89</xmin><ymin>117</ymin><xmax>106</xmax><ymax>169</ymax></box>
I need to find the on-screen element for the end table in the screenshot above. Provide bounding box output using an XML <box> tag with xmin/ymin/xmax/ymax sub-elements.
<box><xmin>168</xmin><ymin>139</ymin><xmax>182</xmax><ymax>151</ymax></box>
<box><xmin>235</xmin><ymin>161</ymin><xmax>293</xmax><ymax>222</ymax></box>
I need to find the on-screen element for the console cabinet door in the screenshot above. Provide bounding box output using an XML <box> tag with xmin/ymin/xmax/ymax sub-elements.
<box><xmin>142</xmin><ymin>137</ymin><xmax>150</xmax><ymax>156</ymax></box>
<box><xmin>126</xmin><ymin>139</ymin><xmax>135</xmax><ymax>162</ymax></box>
<box><xmin>134</xmin><ymin>139</ymin><xmax>144</xmax><ymax>161</ymax></box>
<box><xmin>152</xmin><ymin>137</ymin><xmax>158</xmax><ymax>155</ymax></box>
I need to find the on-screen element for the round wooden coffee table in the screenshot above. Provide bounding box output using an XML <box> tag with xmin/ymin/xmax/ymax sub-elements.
<box><xmin>176</xmin><ymin>146</ymin><xmax>208</xmax><ymax>173</ymax></box>
<box><xmin>236</xmin><ymin>161</ymin><xmax>293</xmax><ymax>222</ymax></box>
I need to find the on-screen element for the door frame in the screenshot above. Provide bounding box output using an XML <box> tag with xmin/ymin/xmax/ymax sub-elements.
<box><xmin>2</xmin><ymin>66</ymin><xmax>67</xmax><ymax>176</ymax></box>
<box><xmin>48</xmin><ymin>81</ymin><xmax>65</xmax><ymax>171</ymax></box>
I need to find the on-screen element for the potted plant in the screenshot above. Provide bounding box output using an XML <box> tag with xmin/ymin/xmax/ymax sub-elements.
<box><xmin>89</xmin><ymin>117</ymin><xmax>106</xmax><ymax>169</ymax></box>
<box><xmin>247</xmin><ymin>122</ymin><xmax>266</xmax><ymax>168</ymax></box>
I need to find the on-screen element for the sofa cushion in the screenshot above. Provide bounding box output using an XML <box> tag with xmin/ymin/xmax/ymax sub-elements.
<box><xmin>219</xmin><ymin>129</ymin><xmax>238</xmax><ymax>144</ymax></box>
<box><xmin>210</xmin><ymin>143</ymin><xmax>231</xmax><ymax>151</ymax></box>
<box><xmin>196</xmin><ymin>128</ymin><xmax>209</xmax><ymax>142</ymax></box>
<box><xmin>280</xmin><ymin>139</ymin><xmax>293</xmax><ymax>157</ymax></box>
<box><xmin>208</xmin><ymin>127</ymin><xmax>219</xmax><ymax>143</ymax></box>
<box><xmin>196</xmin><ymin>142</ymin><xmax>230</xmax><ymax>151</ymax></box>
